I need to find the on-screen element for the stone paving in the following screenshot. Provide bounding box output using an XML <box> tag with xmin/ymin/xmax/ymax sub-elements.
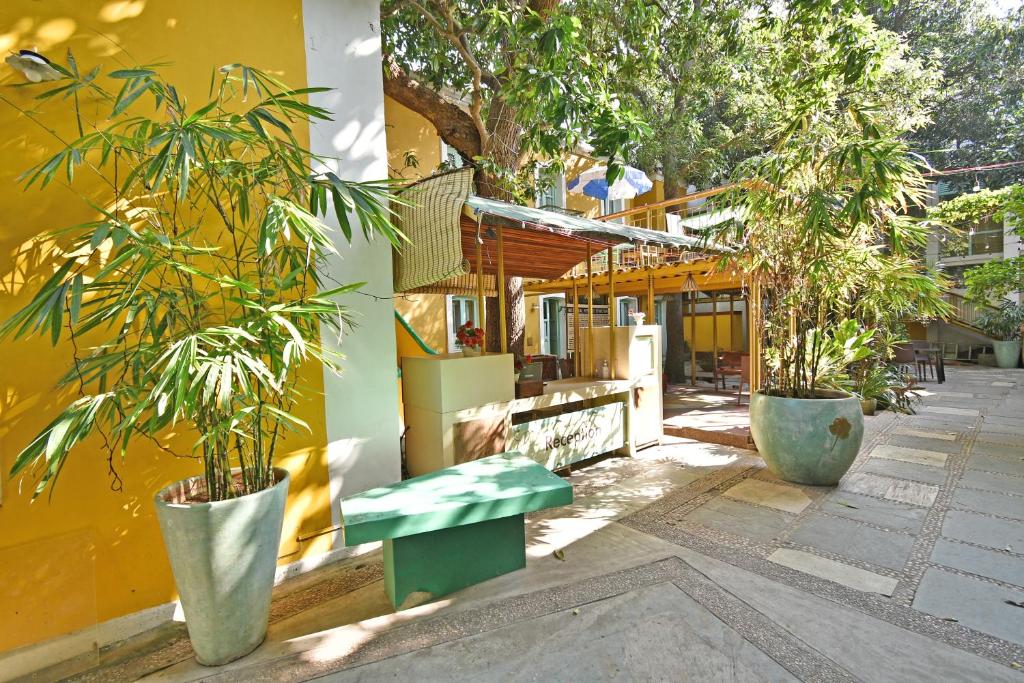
<box><xmin>32</xmin><ymin>367</ymin><xmax>1024</xmax><ymax>683</ymax></box>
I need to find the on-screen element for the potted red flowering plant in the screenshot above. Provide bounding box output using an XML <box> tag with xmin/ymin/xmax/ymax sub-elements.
<box><xmin>456</xmin><ymin>320</ymin><xmax>485</xmax><ymax>356</ymax></box>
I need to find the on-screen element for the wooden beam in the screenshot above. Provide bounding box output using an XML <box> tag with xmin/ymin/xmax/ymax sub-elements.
<box><xmin>572</xmin><ymin>280</ymin><xmax>581</xmax><ymax>377</ymax></box>
<box><xmin>646</xmin><ymin>272</ymin><xmax>655</xmax><ymax>323</ymax></box>
<box><xmin>608</xmin><ymin>246</ymin><xmax>617</xmax><ymax>381</ymax></box>
<box><xmin>712</xmin><ymin>291</ymin><xmax>719</xmax><ymax>378</ymax></box>
<box><xmin>475</xmin><ymin>216</ymin><xmax>486</xmax><ymax>355</ymax></box>
<box><xmin>497</xmin><ymin>226</ymin><xmax>507</xmax><ymax>354</ymax></box>
<box><xmin>689</xmin><ymin>290</ymin><xmax>697</xmax><ymax>386</ymax></box>
<box><xmin>587</xmin><ymin>242</ymin><xmax>595</xmax><ymax>378</ymax></box>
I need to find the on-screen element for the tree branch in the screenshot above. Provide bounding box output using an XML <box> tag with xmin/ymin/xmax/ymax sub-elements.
<box><xmin>382</xmin><ymin>57</ymin><xmax>482</xmax><ymax>161</ymax></box>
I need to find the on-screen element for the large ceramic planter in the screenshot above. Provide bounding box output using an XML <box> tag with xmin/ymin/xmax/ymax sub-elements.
<box><xmin>992</xmin><ymin>340</ymin><xmax>1021</xmax><ymax>369</ymax></box>
<box><xmin>154</xmin><ymin>468</ymin><xmax>289</xmax><ymax>666</ymax></box>
<box><xmin>749</xmin><ymin>390</ymin><xmax>864</xmax><ymax>486</ymax></box>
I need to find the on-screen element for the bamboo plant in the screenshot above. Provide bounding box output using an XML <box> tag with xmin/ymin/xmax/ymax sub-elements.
<box><xmin>1</xmin><ymin>57</ymin><xmax>403</xmax><ymax>500</ymax></box>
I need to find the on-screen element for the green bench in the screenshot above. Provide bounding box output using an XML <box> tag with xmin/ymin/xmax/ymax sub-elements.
<box><xmin>340</xmin><ymin>452</ymin><xmax>573</xmax><ymax>609</ymax></box>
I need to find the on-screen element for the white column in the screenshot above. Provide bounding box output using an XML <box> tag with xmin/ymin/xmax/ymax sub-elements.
<box><xmin>302</xmin><ymin>0</ymin><xmax>401</xmax><ymax>525</ymax></box>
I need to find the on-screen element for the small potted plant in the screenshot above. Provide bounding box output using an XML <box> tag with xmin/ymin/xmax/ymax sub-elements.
<box><xmin>456</xmin><ymin>320</ymin><xmax>485</xmax><ymax>356</ymax></box>
<box><xmin>977</xmin><ymin>302</ymin><xmax>1024</xmax><ymax>369</ymax></box>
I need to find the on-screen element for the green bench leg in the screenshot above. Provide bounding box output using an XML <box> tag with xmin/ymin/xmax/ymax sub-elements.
<box><xmin>383</xmin><ymin>513</ymin><xmax>526</xmax><ymax>608</ymax></box>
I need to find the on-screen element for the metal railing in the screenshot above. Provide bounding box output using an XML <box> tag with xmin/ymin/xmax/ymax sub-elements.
<box><xmin>940</xmin><ymin>290</ymin><xmax>998</xmax><ymax>332</ymax></box>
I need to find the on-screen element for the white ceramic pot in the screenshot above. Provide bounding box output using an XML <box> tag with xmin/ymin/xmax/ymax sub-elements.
<box><xmin>461</xmin><ymin>345</ymin><xmax>481</xmax><ymax>357</ymax></box>
<box><xmin>154</xmin><ymin>468</ymin><xmax>289</xmax><ymax>665</ymax></box>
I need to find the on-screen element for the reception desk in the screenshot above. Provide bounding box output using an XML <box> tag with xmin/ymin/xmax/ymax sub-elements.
<box><xmin>402</xmin><ymin>326</ymin><xmax>663</xmax><ymax>476</ymax></box>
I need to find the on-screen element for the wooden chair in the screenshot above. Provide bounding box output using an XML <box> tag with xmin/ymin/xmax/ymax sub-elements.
<box><xmin>893</xmin><ymin>345</ymin><xmax>921</xmax><ymax>384</ymax></box>
<box><xmin>737</xmin><ymin>354</ymin><xmax>751</xmax><ymax>405</ymax></box>
<box><xmin>911</xmin><ymin>341</ymin><xmax>935</xmax><ymax>382</ymax></box>
<box><xmin>715</xmin><ymin>351</ymin><xmax>742</xmax><ymax>390</ymax></box>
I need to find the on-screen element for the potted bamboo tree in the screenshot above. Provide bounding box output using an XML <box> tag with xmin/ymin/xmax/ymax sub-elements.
<box><xmin>708</xmin><ymin>6</ymin><xmax>949</xmax><ymax>485</ymax></box>
<box><xmin>1</xmin><ymin>59</ymin><xmax>401</xmax><ymax>664</ymax></box>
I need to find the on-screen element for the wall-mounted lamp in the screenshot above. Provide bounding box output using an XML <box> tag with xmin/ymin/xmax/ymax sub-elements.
<box><xmin>5</xmin><ymin>50</ymin><xmax>62</xmax><ymax>83</ymax></box>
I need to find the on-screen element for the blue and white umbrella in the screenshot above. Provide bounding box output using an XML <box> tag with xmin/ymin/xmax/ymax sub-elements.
<box><xmin>567</xmin><ymin>165</ymin><xmax>653</xmax><ymax>201</ymax></box>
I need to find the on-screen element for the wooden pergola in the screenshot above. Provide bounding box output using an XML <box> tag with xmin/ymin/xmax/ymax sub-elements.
<box><xmin>527</xmin><ymin>258</ymin><xmax>763</xmax><ymax>390</ymax></box>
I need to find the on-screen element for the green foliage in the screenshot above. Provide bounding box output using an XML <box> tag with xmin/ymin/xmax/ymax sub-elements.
<box><xmin>381</xmin><ymin>0</ymin><xmax>657</xmax><ymax>195</ymax></box>
<box><xmin>1</xmin><ymin>58</ymin><xmax>401</xmax><ymax>500</ymax></box>
<box><xmin>964</xmin><ymin>256</ymin><xmax>1024</xmax><ymax>302</ymax></box>
<box><xmin>977</xmin><ymin>301</ymin><xmax>1024</xmax><ymax>341</ymax></box>
<box><xmin>927</xmin><ymin>185</ymin><xmax>1021</xmax><ymax>226</ymax></box>
<box><xmin>869</xmin><ymin>1</ymin><xmax>1024</xmax><ymax>184</ymax></box>
<box><xmin>708</xmin><ymin>1</ymin><xmax>951</xmax><ymax>398</ymax></box>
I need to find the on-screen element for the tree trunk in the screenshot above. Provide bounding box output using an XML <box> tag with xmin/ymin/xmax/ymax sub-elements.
<box><xmin>480</xmin><ymin>92</ymin><xmax>527</xmax><ymax>358</ymax></box>
<box><xmin>662</xmin><ymin>148</ymin><xmax>690</xmax><ymax>384</ymax></box>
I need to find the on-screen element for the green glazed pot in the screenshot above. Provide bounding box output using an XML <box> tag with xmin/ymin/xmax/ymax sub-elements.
<box><xmin>155</xmin><ymin>468</ymin><xmax>289</xmax><ymax>666</ymax></box>
<box><xmin>749</xmin><ymin>390</ymin><xmax>864</xmax><ymax>486</ymax></box>
<box><xmin>992</xmin><ymin>340</ymin><xmax>1021</xmax><ymax>369</ymax></box>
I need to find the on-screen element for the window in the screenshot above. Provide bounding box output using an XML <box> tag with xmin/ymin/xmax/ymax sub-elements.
<box><xmin>446</xmin><ymin>295</ymin><xmax>477</xmax><ymax>352</ymax></box>
<box><xmin>601</xmin><ymin>197</ymin><xmax>625</xmax><ymax>223</ymax></box>
<box><xmin>440</xmin><ymin>140</ymin><xmax>463</xmax><ymax>170</ymax></box>
<box><xmin>939</xmin><ymin>217</ymin><xmax>1003</xmax><ymax>258</ymax></box>
<box><xmin>536</xmin><ymin>172</ymin><xmax>565</xmax><ymax>210</ymax></box>
<box><xmin>617</xmin><ymin>297</ymin><xmax>640</xmax><ymax>325</ymax></box>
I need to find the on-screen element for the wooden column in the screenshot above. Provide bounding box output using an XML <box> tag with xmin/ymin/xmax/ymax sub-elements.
<box><xmin>572</xmin><ymin>279</ymin><xmax>581</xmax><ymax>377</ymax></box>
<box><xmin>712</xmin><ymin>291</ymin><xmax>719</xmax><ymax>379</ymax></box>
<box><xmin>747</xmin><ymin>283</ymin><xmax>762</xmax><ymax>391</ymax></box>
<box><xmin>587</xmin><ymin>242</ymin><xmax>595</xmax><ymax>378</ymax></box>
<box><xmin>497</xmin><ymin>226</ymin><xmax>507</xmax><ymax>354</ymax></box>
<box><xmin>729</xmin><ymin>294</ymin><xmax>735</xmax><ymax>351</ymax></box>
<box><xmin>608</xmin><ymin>246</ymin><xmax>617</xmax><ymax>380</ymax></box>
<box><xmin>475</xmin><ymin>216</ymin><xmax>486</xmax><ymax>355</ymax></box>
<box><xmin>646</xmin><ymin>272</ymin><xmax>655</xmax><ymax>323</ymax></box>
<box><xmin>689</xmin><ymin>291</ymin><xmax>697</xmax><ymax>386</ymax></box>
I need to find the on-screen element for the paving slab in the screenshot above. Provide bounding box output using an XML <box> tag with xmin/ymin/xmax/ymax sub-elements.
<box><xmin>921</xmin><ymin>406</ymin><xmax>981</xmax><ymax>417</ymax></box>
<box><xmin>768</xmin><ymin>548</ymin><xmax>898</xmax><ymax>595</ymax></box>
<box><xmin>892</xmin><ymin>427</ymin><xmax>959</xmax><ymax>441</ymax></box>
<box><xmin>321</xmin><ymin>582</ymin><xmax>800</xmax><ymax>683</ymax></box>
<box><xmin>675</xmin><ymin>546</ymin><xmax>1024</xmax><ymax>683</ymax></box>
<box><xmin>992</xmin><ymin>381</ymin><xmax>1016</xmax><ymax>387</ymax></box>
<box><xmin>788</xmin><ymin>514</ymin><xmax>915</xmax><ymax>570</ymax></box>
<box><xmin>942</xmin><ymin>509</ymin><xmax>1024</xmax><ymax>552</ymax></box>
<box><xmin>870</xmin><ymin>444</ymin><xmax>949</xmax><ymax>467</ymax></box>
<box><xmin>959</xmin><ymin>469</ymin><xmax>1024</xmax><ymax>497</ymax></box>
<box><xmin>966</xmin><ymin>453</ymin><xmax>1024</xmax><ymax>478</ymax></box>
<box><xmin>951</xmin><ymin>487</ymin><xmax>1024</xmax><ymax>521</ymax></box>
<box><xmin>931</xmin><ymin>539</ymin><xmax>1024</xmax><ymax>588</ymax></box>
<box><xmin>860</xmin><ymin>458</ymin><xmax>948</xmax><ymax>485</ymax></box>
<box><xmin>976</xmin><ymin>430</ymin><xmax>1024</xmax><ymax>446</ymax></box>
<box><xmin>841</xmin><ymin>472</ymin><xmax>940</xmax><ymax>506</ymax></box>
<box><xmin>971</xmin><ymin>441</ymin><xmax>1024</xmax><ymax>460</ymax></box>
<box><xmin>684</xmin><ymin>497</ymin><xmax>793</xmax><ymax>543</ymax></box>
<box><xmin>722</xmin><ymin>478</ymin><xmax>814</xmax><ymax>514</ymax></box>
<box><xmin>885</xmin><ymin>434</ymin><xmax>964</xmax><ymax>455</ymax></box>
<box><xmin>912</xmin><ymin>568</ymin><xmax>1024</xmax><ymax>646</ymax></box>
<box><xmin>819</xmin><ymin>491</ymin><xmax>928</xmax><ymax>533</ymax></box>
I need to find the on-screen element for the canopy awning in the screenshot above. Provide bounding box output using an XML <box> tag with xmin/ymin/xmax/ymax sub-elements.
<box><xmin>465</xmin><ymin>195</ymin><xmax>706</xmax><ymax>250</ymax></box>
<box><xmin>669</xmin><ymin>206</ymin><xmax>744</xmax><ymax>232</ymax></box>
<box><xmin>393</xmin><ymin>168</ymin><xmax>716</xmax><ymax>292</ymax></box>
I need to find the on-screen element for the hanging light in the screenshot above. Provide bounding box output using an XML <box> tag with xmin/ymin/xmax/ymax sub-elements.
<box><xmin>5</xmin><ymin>50</ymin><xmax>62</xmax><ymax>82</ymax></box>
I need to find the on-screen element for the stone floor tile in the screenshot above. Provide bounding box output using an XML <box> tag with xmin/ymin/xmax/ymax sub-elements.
<box><xmin>992</xmin><ymin>381</ymin><xmax>1016</xmax><ymax>387</ymax></box>
<box><xmin>930</xmin><ymin>539</ymin><xmax>1024</xmax><ymax>588</ymax></box>
<box><xmin>951</xmin><ymin>487</ymin><xmax>1024</xmax><ymax>521</ymax></box>
<box><xmin>870</xmin><ymin>444</ymin><xmax>949</xmax><ymax>467</ymax></box>
<box><xmin>966</xmin><ymin>453</ymin><xmax>1024</xmax><ymax>478</ymax></box>
<box><xmin>970</xmin><ymin>441</ymin><xmax>1024</xmax><ymax>460</ymax></box>
<box><xmin>975</xmin><ymin>430</ymin><xmax>1024</xmax><ymax>446</ymax></box>
<box><xmin>841</xmin><ymin>472</ymin><xmax>939</xmax><ymax>507</ymax></box>
<box><xmin>959</xmin><ymin>469</ymin><xmax>1024</xmax><ymax>497</ymax></box>
<box><xmin>892</xmin><ymin>426</ymin><xmax>959</xmax><ymax>441</ymax></box>
<box><xmin>788</xmin><ymin>514</ymin><xmax>915</xmax><ymax>570</ymax></box>
<box><xmin>883</xmin><ymin>434</ymin><xmax>963</xmax><ymax>454</ymax></box>
<box><xmin>942</xmin><ymin>509</ymin><xmax>1024</xmax><ymax>552</ymax></box>
<box><xmin>768</xmin><ymin>548</ymin><xmax>898</xmax><ymax>596</ymax></box>
<box><xmin>912</xmin><ymin>568</ymin><xmax>1024</xmax><ymax>646</ymax></box>
<box><xmin>858</xmin><ymin>459</ymin><xmax>948</xmax><ymax>486</ymax></box>
<box><xmin>819</xmin><ymin>491</ymin><xmax>928</xmax><ymax>533</ymax></box>
<box><xmin>683</xmin><ymin>497</ymin><xmax>793</xmax><ymax>543</ymax></box>
<box><xmin>921</xmin><ymin>406</ymin><xmax>981</xmax><ymax>417</ymax></box>
<box><xmin>722</xmin><ymin>478</ymin><xmax>814</xmax><ymax>514</ymax></box>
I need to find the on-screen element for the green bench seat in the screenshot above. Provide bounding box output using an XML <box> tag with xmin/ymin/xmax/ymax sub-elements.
<box><xmin>340</xmin><ymin>452</ymin><xmax>573</xmax><ymax>608</ymax></box>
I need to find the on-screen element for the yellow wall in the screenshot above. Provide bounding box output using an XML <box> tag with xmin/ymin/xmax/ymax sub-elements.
<box><xmin>395</xmin><ymin>295</ymin><xmax>448</xmax><ymax>353</ymax></box>
<box><xmin>682</xmin><ymin>313</ymin><xmax>743</xmax><ymax>353</ymax></box>
<box><xmin>0</xmin><ymin>0</ymin><xmax>339</xmax><ymax>653</ymax></box>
